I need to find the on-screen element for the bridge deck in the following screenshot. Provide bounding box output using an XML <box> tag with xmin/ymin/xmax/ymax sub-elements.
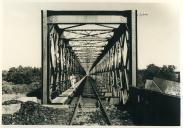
<box><xmin>52</xmin><ymin>76</ymin><xmax>86</xmax><ymax>104</ymax></box>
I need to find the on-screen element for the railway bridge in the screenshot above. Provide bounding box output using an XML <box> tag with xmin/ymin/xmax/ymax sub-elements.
<box><xmin>41</xmin><ymin>10</ymin><xmax>180</xmax><ymax>125</ymax></box>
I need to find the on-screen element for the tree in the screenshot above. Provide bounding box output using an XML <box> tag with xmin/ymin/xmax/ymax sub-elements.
<box><xmin>157</xmin><ymin>65</ymin><xmax>176</xmax><ymax>81</ymax></box>
<box><xmin>145</xmin><ymin>64</ymin><xmax>160</xmax><ymax>80</ymax></box>
<box><xmin>6</xmin><ymin>67</ymin><xmax>17</xmax><ymax>82</ymax></box>
<box><xmin>144</xmin><ymin>64</ymin><xmax>177</xmax><ymax>81</ymax></box>
<box><xmin>4</xmin><ymin>66</ymin><xmax>41</xmax><ymax>84</ymax></box>
<box><xmin>137</xmin><ymin>64</ymin><xmax>178</xmax><ymax>87</ymax></box>
<box><xmin>137</xmin><ymin>69</ymin><xmax>146</xmax><ymax>88</ymax></box>
<box><xmin>2</xmin><ymin>70</ymin><xmax>8</xmax><ymax>81</ymax></box>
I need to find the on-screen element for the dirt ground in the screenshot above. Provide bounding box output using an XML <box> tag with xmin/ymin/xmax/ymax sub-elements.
<box><xmin>2</xmin><ymin>93</ymin><xmax>27</xmax><ymax>102</ymax></box>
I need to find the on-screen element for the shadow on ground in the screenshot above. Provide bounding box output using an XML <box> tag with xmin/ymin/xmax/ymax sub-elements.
<box><xmin>26</xmin><ymin>88</ymin><xmax>42</xmax><ymax>99</ymax></box>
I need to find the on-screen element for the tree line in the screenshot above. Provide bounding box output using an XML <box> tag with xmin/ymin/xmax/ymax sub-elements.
<box><xmin>137</xmin><ymin>64</ymin><xmax>179</xmax><ymax>87</ymax></box>
<box><xmin>2</xmin><ymin>64</ymin><xmax>179</xmax><ymax>85</ymax></box>
<box><xmin>2</xmin><ymin>66</ymin><xmax>41</xmax><ymax>84</ymax></box>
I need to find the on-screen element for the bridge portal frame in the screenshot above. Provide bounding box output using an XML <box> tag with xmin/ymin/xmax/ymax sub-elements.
<box><xmin>41</xmin><ymin>10</ymin><xmax>137</xmax><ymax>104</ymax></box>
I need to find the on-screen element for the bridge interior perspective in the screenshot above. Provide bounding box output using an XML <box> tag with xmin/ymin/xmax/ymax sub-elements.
<box><xmin>41</xmin><ymin>10</ymin><xmax>180</xmax><ymax>125</ymax></box>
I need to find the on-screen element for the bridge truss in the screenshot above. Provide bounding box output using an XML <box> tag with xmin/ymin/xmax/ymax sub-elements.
<box><xmin>42</xmin><ymin>10</ymin><xmax>137</xmax><ymax>104</ymax></box>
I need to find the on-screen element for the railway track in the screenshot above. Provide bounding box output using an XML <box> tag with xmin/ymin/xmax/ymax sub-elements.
<box><xmin>69</xmin><ymin>76</ymin><xmax>112</xmax><ymax>125</ymax></box>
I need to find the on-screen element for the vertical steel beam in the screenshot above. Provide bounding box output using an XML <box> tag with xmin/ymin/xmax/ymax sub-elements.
<box><xmin>127</xmin><ymin>10</ymin><xmax>137</xmax><ymax>87</ymax></box>
<box><xmin>131</xmin><ymin>10</ymin><xmax>137</xmax><ymax>87</ymax></box>
<box><xmin>42</xmin><ymin>10</ymin><xmax>48</xmax><ymax>104</ymax></box>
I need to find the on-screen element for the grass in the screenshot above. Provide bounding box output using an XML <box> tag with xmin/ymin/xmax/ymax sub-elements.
<box><xmin>2</xmin><ymin>81</ymin><xmax>42</xmax><ymax>102</ymax></box>
<box><xmin>2</xmin><ymin>80</ymin><xmax>41</xmax><ymax>94</ymax></box>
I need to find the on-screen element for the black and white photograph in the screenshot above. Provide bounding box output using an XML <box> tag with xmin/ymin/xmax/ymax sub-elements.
<box><xmin>1</xmin><ymin>0</ymin><xmax>182</xmax><ymax>126</ymax></box>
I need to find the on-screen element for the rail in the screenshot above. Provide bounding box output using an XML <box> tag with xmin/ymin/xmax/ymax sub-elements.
<box><xmin>89</xmin><ymin>78</ymin><xmax>112</xmax><ymax>125</ymax></box>
<box><xmin>69</xmin><ymin>76</ymin><xmax>112</xmax><ymax>125</ymax></box>
<box><xmin>69</xmin><ymin>95</ymin><xmax>82</xmax><ymax>125</ymax></box>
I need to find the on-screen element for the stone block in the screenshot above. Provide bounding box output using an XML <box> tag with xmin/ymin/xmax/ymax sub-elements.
<box><xmin>2</xmin><ymin>103</ymin><xmax>21</xmax><ymax>114</ymax></box>
<box><xmin>17</xmin><ymin>97</ymin><xmax>38</xmax><ymax>103</ymax></box>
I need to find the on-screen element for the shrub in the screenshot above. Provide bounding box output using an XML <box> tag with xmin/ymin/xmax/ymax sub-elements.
<box><xmin>3</xmin><ymin>66</ymin><xmax>41</xmax><ymax>84</ymax></box>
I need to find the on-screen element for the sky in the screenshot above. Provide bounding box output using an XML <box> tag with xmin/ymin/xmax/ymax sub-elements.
<box><xmin>2</xmin><ymin>0</ymin><xmax>181</xmax><ymax>71</ymax></box>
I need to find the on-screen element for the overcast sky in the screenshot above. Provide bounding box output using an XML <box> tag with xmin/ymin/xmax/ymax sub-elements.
<box><xmin>2</xmin><ymin>1</ymin><xmax>181</xmax><ymax>70</ymax></box>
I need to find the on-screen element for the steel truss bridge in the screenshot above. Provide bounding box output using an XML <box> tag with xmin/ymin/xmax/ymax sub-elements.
<box><xmin>41</xmin><ymin>10</ymin><xmax>180</xmax><ymax>125</ymax></box>
<box><xmin>42</xmin><ymin>10</ymin><xmax>137</xmax><ymax>103</ymax></box>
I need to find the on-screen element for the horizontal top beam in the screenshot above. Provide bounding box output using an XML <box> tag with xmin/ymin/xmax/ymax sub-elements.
<box><xmin>71</xmin><ymin>45</ymin><xmax>105</xmax><ymax>47</ymax></box>
<box><xmin>75</xmin><ymin>51</ymin><xmax>102</xmax><ymax>53</ymax></box>
<box><xmin>47</xmin><ymin>15</ymin><xmax>126</xmax><ymax>24</ymax></box>
<box><xmin>50</xmin><ymin>23</ymin><xmax>124</xmax><ymax>24</ymax></box>
<box><xmin>78</xmin><ymin>55</ymin><xmax>98</xmax><ymax>58</ymax></box>
<box><xmin>77</xmin><ymin>56</ymin><xmax>98</xmax><ymax>57</ymax></box>
<box><xmin>47</xmin><ymin>10</ymin><xmax>131</xmax><ymax>16</ymax></box>
<box><xmin>76</xmin><ymin>54</ymin><xmax>101</xmax><ymax>56</ymax></box>
<box><xmin>70</xmin><ymin>45</ymin><xmax>106</xmax><ymax>47</ymax></box>
<box><xmin>80</xmin><ymin>62</ymin><xmax>93</xmax><ymax>64</ymax></box>
<box><xmin>65</xmin><ymin>29</ymin><xmax>114</xmax><ymax>31</ymax></box>
<box><xmin>75</xmin><ymin>48</ymin><xmax>102</xmax><ymax>50</ymax></box>
<box><xmin>63</xmin><ymin>37</ymin><xmax>109</xmax><ymax>40</ymax></box>
<box><xmin>69</xmin><ymin>39</ymin><xmax>108</xmax><ymax>41</ymax></box>
<box><xmin>79</xmin><ymin>59</ymin><xmax>96</xmax><ymax>60</ymax></box>
<box><xmin>80</xmin><ymin>61</ymin><xmax>95</xmax><ymax>62</ymax></box>
<box><xmin>76</xmin><ymin>55</ymin><xmax>100</xmax><ymax>57</ymax></box>
<box><xmin>75</xmin><ymin>50</ymin><xmax>102</xmax><ymax>52</ymax></box>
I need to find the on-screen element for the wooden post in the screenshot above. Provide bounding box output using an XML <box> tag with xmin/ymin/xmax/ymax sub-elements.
<box><xmin>42</xmin><ymin>10</ymin><xmax>48</xmax><ymax>104</ymax></box>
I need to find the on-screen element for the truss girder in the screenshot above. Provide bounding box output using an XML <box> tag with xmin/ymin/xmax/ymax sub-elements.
<box><xmin>89</xmin><ymin>10</ymin><xmax>137</xmax><ymax>105</ymax></box>
<box><xmin>44</xmin><ymin>24</ymin><xmax>85</xmax><ymax>103</ymax></box>
<box><xmin>48</xmin><ymin>15</ymin><xmax>127</xmax><ymax>24</ymax></box>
